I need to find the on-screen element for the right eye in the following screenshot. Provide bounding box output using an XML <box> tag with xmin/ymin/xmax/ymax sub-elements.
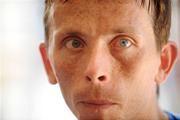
<box><xmin>65</xmin><ymin>38</ymin><xmax>84</xmax><ymax>50</ymax></box>
<box><xmin>118</xmin><ymin>38</ymin><xmax>132</xmax><ymax>48</ymax></box>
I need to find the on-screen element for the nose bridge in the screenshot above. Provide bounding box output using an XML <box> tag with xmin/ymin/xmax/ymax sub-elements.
<box><xmin>88</xmin><ymin>44</ymin><xmax>104</xmax><ymax>69</ymax></box>
<box><xmin>84</xmin><ymin>41</ymin><xmax>111</xmax><ymax>83</ymax></box>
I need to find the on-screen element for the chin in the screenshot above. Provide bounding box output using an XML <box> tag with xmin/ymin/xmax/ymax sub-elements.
<box><xmin>75</xmin><ymin>108</ymin><xmax>123</xmax><ymax>120</ymax></box>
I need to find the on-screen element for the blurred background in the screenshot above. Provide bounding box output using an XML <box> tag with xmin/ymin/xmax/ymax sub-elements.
<box><xmin>0</xmin><ymin>0</ymin><xmax>179</xmax><ymax>120</ymax></box>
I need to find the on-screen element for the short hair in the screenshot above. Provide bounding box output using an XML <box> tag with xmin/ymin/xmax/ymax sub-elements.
<box><xmin>44</xmin><ymin>0</ymin><xmax>171</xmax><ymax>50</ymax></box>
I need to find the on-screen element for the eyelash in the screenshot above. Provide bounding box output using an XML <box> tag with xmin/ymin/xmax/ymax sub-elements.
<box><xmin>111</xmin><ymin>36</ymin><xmax>134</xmax><ymax>48</ymax></box>
<box><xmin>62</xmin><ymin>36</ymin><xmax>85</xmax><ymax>48</ymax></box>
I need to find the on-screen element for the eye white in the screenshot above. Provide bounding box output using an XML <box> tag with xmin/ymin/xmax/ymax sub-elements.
<box><xmin>119</xmin><ymin>39</ymin><xmax>132</xmax><ymax>47</ymax></box>
<box><xmin>66</xmin><ymin>39</ymin><xmax>83</xmax><ymax>49</ymax></box>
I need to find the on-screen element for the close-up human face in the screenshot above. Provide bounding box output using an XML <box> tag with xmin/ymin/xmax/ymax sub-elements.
<box><xmin>46</xmin><ymin>0</ymin><xmax>162</xmax><ymax>119</ymax></box>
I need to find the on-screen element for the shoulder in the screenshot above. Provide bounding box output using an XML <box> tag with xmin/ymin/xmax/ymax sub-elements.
<box><xmin>166</xmin><ymin>112</ymin><xmax>180</xmax><ymax>120</ymax></box>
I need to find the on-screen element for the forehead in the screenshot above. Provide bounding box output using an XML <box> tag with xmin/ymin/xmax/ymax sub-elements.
<box><xmin>51</xmin><ymin>0</ymin><xmax>152</xmax><ymax>37</ymax></box>
<box><xmin>53</xmin><ymin>0</ymin><xmax>150</xmax><ymax>11</ymax></box>
<box><xmin>53</xmin><ymin>0</ymin><xmax>142</xmax><ymax>17</ymax></box>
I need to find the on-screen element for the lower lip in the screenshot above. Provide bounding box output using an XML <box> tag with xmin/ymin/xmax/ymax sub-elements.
<box><xmin>80</xmin><ymin>102</ymin><xmax>116</xmax><ymax>109</ymax></box>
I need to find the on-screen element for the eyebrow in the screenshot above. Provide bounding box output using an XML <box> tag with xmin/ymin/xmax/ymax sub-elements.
<box><xmin>64</xmin><ymin>32</ymin><xmax>85</xmax><ymax>37</ymax></box>
<box><xmin>55</xmin><ymin>28</ymin><xmax>87</xmax><ymax>38</ymax></box>
<box><xmin>54</xmin><ymin>25</ymin><xmax>142</xmax><ymax>37</ymax></box>
<box><xmin>112</xmin><ymin>29</ymin><xmax>131</xmax><ymax>35</ymax></box>
<box><xmin>112</xmin><ymin>28</ymin><xmax>142</xmax><ymax>41</ymax></box>
<box><xmin>111</xmin><ymin>27</ymin><xmax>142</xmax><ymax>36</ymax></box>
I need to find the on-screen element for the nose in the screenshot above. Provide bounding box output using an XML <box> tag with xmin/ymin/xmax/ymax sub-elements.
<box><xmin>84</xmin><ymin>45</ymin><xmax>111</xmax><ymax>84</ymax></box>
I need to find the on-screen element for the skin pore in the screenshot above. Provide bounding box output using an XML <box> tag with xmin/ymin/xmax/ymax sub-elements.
<box><xmin>39</xmin><ymin>0</ymin><xmax>178</xmax><ymax>120</ymax></box>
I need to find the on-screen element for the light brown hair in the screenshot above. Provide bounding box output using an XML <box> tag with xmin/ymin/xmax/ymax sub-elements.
<box><xmin>44</xmin><ymin>0</ymin><xmax>171</xmax><ymax>50</ymax></box>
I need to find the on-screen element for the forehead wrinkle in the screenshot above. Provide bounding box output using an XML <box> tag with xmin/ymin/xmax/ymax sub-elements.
<box><xmin>52</xmin><ymin>0</ymin><xmax>152</xmax><ymax>12</ymax></box>
<box><xmin>51</xmin><ymin>0</ymin><xmax>153</xmax><ymax>39</ymax></box>
<box><xmin>52</xmin><ymin>1</ymin><xmax>101</xmax><ymax>37</ymax></box>
<box><xmin>55</xmin><ymin>0</ymin><xmax>151</xmax><ymax>7</ymax></box>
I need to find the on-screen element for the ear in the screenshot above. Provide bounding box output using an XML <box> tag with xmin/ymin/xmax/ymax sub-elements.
<box><xmin>155</xmin><ymin>42</ymin><xmax>178</xmax><ymax>85</ymax></box>
<box><xmin>39</xmin><ymin>43</ymin><xmax>58</xmax><ymax>84</ymax></box>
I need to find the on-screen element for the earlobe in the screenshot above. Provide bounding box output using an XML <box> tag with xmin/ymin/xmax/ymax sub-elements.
<box><xmin>39</xmin><ymin>43</ymin><xmax>57</xmax><ymax>84</ymax></box>
<box><xmin>155</xmin><ymin>42</ymin><xmax>178</xmax><ymax>84</ymax></box>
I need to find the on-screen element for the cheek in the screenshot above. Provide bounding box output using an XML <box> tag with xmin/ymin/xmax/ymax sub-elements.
<box><xmin>112</xmin><ymin>50</ymin><xmax>143</xmax><ymax>99</ymax></box>
<box><xmin>51</xmin><ymin>51</ymin><xmax>84</xmax><ymax>111</ymax></box>
<box><xmin>52</xmin><ymin>48</ymin><xmax>89</xmax><ymax>95</ymax></box>
<box><xmin>53</xmin><ymin>48</ymin><xmax>83</xmax><ymax>80</ymax></box>
<box><xmin>113</xmin><ymin>49</ymin><xmax>143</xmax><ymax>78</ymax></box>
<box><xmin>113</xmin><ymin>48</ymin><xmax>158</xmax><ymax>97</ymax></box>
<box><xmin>114</xmin><ymin>47</ymin><xmax>159</xmax><ymax>81</ymax></box>
<box><xmin>113</xmin><ymin>49</ymin><xmax>159</xmax><ymax>114</ymax></box>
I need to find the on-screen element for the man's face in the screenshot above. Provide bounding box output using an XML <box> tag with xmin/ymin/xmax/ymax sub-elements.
<box><xmin>47</xmin><ymin>0</ymin><xmax>161</xmax><ymax>119</ymax></box>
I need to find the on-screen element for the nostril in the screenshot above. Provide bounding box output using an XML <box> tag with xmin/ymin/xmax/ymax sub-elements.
<box><xmin>86</xmin><ymin>75</ymin><xmax>107</xmax><ymax>82</ymax></box>
<box><xmin>98</xmin><ymin>76</ymin><xmax>106</xmax><ymax>81</ymax></box>
<box><xmin>86</xmin><ymin>76</ymin><xmax>91</xmax><ymax>81</ymax></box>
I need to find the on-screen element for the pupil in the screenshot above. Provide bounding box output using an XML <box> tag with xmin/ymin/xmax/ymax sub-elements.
<box><xmin>72</xmin><ymin>40</ymin><xmax>81</xmax><ymax>48</ymax></box>
<box><xmin>120</xmin><ymin>40</ymin><xmax>128</xmax><ymax>46</ymax></box>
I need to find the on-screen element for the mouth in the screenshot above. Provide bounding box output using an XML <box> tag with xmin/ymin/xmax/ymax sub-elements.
<box><xmin>78</xmin><ymin>99</ymin><xmax>117</xmax><ymax>109</ymax></box>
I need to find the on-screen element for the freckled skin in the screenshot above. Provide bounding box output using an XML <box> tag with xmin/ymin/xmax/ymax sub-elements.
<box><xmin>44</xmin><ymin>0</ymin><xmax>172</xmax><ymax>120</ymax></box>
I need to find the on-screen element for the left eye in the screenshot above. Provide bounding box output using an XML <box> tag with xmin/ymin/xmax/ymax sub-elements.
<box><xmin>118</xmin><ymin>39</ymin><xmax>132</xmax><ymax>48</ymax></box>
<box><xmin>65</xmin><ymin>38</ymin><xmax>84</xmax><ymax>49</ymax></box>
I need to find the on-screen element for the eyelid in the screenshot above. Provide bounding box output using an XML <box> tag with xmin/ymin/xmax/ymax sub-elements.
<box><xmin>61</xmin><ymin>35</ymin><xmax>86</xmax><ymax>47</ymax></box>
<box><xmin>111</xmin><ymin>35</ymin><xmax>137</xmax><ymax>47</ymax></box>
